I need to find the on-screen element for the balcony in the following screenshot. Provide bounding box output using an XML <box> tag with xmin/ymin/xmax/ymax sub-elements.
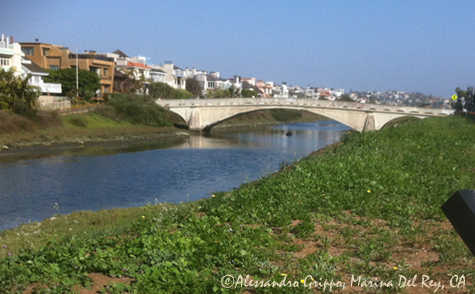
<box><xmin>30</xmin><ymin>82</ymin><xmax>62</xmax><ymax>94</ymax></box>
<box><xmin>68</xmin><ymin>54</ymin><xmax>114</xmax><ymax>62</ymax></box>
<box><xmin>100</xmin><ymin>75</ymin><xmax>112</xmax><ymax>82</ymax></box>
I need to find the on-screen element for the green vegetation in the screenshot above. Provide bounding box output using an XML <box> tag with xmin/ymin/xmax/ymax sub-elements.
<box><xmin>185</xmin><ymin>78</ymin><xmax>203</xmax><ymax>97</ymax></box>
<box><xmin>0</xmin><ymin>93</ymin><xmax>177</xmax><ymax>149</ymax></box>
<box><xmin>336</xmin><ymin>94</ymin><xmax>354</xmax><ymax>102</ymax></box>
<box><xmin>240</xmin><ymin>89</ymin><xmax>258</xmax><ymax>98</ymax></box>
<box><xmin>119</xmin><ymin>69</ymin><xmax>146</xmax><ymax>94</ymax></box>
<box><xmin>215</xmin><ymin>110</ymin><xmax>326</xmax><ymax>129</ymax></box>
<box><xmin>44</xmin><ymin>68</ymin><xmax>101</xmax><ymax>101</ymax></box>
<box><xmin>1</xmin><ymin>116</ymin><xmax>474</xmax><ymax>293</ymax></box>
<box><xmin>269</xmin><ymin>109</ymin><xmax>305</xmax><ymax>122</ymax></box>
<box><xmin>0</xmin><ymin>110</ymin><xmax>61</xmax><ymax>135</ymax></box>
<box><xmin>205</xmin><ymin>86</ymin><xmax>240</xmax><ymax>99</ymax></box>
<box><xmin>149</xmin><ymin>82</ymin><xmax>193</xmax><ymax>99</ymax></box>
<box><xmin>96</xmin><ymin>93</ymin><xmax>173</xmax><ymax>127</ymax></box>
<box><xmin>0</xmin><ymin>68</ymin><xmax>40</xmax><ymax>117</ymax></box>
<box><xmin>455</xmin><ymin>87</ymin><xmax>467</xmax><ymax>99</ymax></box>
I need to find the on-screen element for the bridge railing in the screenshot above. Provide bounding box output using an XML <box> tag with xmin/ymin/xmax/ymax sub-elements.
<box><xmin>156</xmin><ymin>98</ymin><xmax>454</xmax><ymax>116</ymax></box>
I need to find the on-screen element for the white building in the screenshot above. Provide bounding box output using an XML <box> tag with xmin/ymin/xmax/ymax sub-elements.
<box><xmin>0</xmin><ymin>34</ymin><xmax>61</xmax><ymax>95</ymax></box>
<box><xmin>21</xmin><ymin>57</ymin><xmax>62</xmax><ymax>94</ymax></box>
<box><xmin>161</xmin><ymin>61</ymin><xmax>186</xmax><ymax>90</ymax></box>
<box><xmin>0</xmin><ymin>34</ymin><xmax>23</xmax><ymax>76</ymax></box>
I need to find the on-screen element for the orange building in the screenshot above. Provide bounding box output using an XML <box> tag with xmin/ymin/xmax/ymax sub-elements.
<box><xmin>19</xmin><ymin>42</ymin><xmax>115</xmax><ymax>96</ymax></box>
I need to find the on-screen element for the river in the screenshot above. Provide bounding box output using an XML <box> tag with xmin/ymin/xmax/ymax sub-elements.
<box><xmin>0</xmin><ymin>121</ymin><xmax>351</xmax><ymax>231</ymax></box>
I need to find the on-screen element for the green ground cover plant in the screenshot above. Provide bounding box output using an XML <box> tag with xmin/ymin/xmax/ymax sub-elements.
<box><xmin>1</xmin><ymin>115</ymin><xmax>475</xmax><ymax>293</ymax></box>
<box><xmin>0</xmin><ymin>94</ymin><xmax>177</xmax><ymax>149</ymax></box>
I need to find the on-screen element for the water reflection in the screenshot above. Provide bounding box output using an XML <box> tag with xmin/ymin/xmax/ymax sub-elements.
<box><xmin>0</xmin><ymin>121</ymin><xmax>350</xmax><ymax>231</ymax></box>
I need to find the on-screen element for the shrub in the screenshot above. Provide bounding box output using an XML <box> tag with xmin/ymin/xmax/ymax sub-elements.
<box><xmin>207</xmin><ymin>88</ymin><xmax>232</xmax><ymax>98</ymax></box>
<box><xmin>149</xmin><ymin>82</ymin><xmax>174</xmax><ymax>99</ymax></box>
<box><xmin>173</xmin><ymin>89</ymin><xmax>194</xmax><ymax>99</ymax></box>
<box><xmin>37</xmin><ymin>111</ymin><xmax>62</xmax><ymax>128</ymax></box>
<box><xmin>12</xmin><ymin>102</ymin><xmax>39</xmax><ymax>121</ymax></box>
<box><xmin>241</xmin><ymin>89</ymin><xmax>258</xmax><ymax>98</ymax></box>
<box><xmin>105</xmin><ymin>94</ymin><xmax>173</xmax><ymax>127</ymax></box>
<box><xmin>149</xmin><ymin>82</ymin><xmax>193</xmax><ymax>99</ymax></box>
<box><xmin>0</xmin><ymin>111</ymin><xmax>37</xmax><ymax>134</ymax></box>
<box><xmin>65</xmin><ymin>115</ymin><xmax>88</xmax><ymax>127</ymax></box>
<box><xmin>270</xmin><ymin>109</ymin><xmax>302</xmax><ymax>122</ymax></box>
<box><xmin>93</xmin><ymin>105</ymin><xmax>120</xmax><ymax>121</ymax></box>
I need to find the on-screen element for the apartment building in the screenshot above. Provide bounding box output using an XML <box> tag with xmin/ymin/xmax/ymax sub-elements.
<box><xmin>19</xmin><ymin>42</ymin><xmax>115</xmax><ymax>96</ymax></box>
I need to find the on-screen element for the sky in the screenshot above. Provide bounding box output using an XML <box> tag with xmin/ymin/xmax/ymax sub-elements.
<box><xmin>2</xmin><ymin>0</ymin><xmax>475</xmax><ymax>98</ymax></box>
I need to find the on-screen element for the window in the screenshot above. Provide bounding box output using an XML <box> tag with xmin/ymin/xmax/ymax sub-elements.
<box><xmin>21</xmin><ymin>47</ymin><xmax>34</xmax><ymax>55</ymax></box>
<box><xmin>43</xmin><ymin>48</ymin><xmax>50</xmax><ymax>56</ymax></box>
<box><xmin>104</xmin><ymin>85</ymin><xmax>109</xmax><ymax>93</ymax></box>
<box><xmin>49</xmin><ymin>65</ymin><xmax>59</xmax><ymax>71</ymax></box>
<box><xmin>103</xmin><ymin>68</ymin><xmax>108</xmax><ymax>77</ymax></box>
<box><xmin>90</xmin><ymin>67</ymin><xmax>101</xmax><ymax>78</ymax></box>
<box><xmin>0</xmin><ymin>55</ymin><xmax>10</xmax><ymax>66</ymax></box>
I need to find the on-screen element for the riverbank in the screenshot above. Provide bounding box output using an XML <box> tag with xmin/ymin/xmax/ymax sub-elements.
<box><xmin>1</xmin><ymin>115</ymin><xmax>474</xmax><ymax>293</ymax></box>
<box><xmin>0</xmin><ymin>112</ymin><xmax>180</xmax><ymax>151</ymax></box>
<box><xmin>0</xmin><ymin>109</ymin><xmax>324</xmax><ymax>153</ymax></box>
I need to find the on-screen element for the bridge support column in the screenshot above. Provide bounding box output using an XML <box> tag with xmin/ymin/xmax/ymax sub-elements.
<box><xmin>188</xmin><ymin>107</ymin><xmax>202</xmax><ymax>132</ymax></box>
<box><xmin>363</xmin><ymin>113</ymin><xmax>375</xmax><ymax>132</ymax></box>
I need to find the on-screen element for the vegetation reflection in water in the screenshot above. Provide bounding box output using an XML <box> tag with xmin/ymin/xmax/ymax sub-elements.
<box><xmin>0</xmin><ymin>121</ymin><xmax>350</xmax><ymax>231</ymax></box>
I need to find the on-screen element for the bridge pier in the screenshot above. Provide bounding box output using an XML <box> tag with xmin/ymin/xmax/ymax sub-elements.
<box><xmin>363</xmin><ymin>113</ymin><xmax>375</xmax><ymax>131</ymax></box>
<box><xmin>187</xmin><ymin>107</ymin><xmax>202</xmax><ymax>132</ymax></box>
<box><xmin>157</xmin><ymin>98</ymin><xmax>454</xmax><ymax>133</ymax></box>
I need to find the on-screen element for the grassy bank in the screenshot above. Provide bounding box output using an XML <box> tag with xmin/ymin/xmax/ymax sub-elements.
<box><xmin>1</xmin><ymin>116</ymin><xmax>475</xmax><ymax>293</ymax></box>
<box><xmin>218</xmin><ymin>109</ymin><xmax>327</xmax><ymax>127</ymax></box>
<box><xmin>0</xmin><ymin>107</ymin><xmax>325</xmax><ymax>150</ymax></box>
<box><xmin>0</xmin><ymin>94</ymin><xmax>178</xmax><ymax>150</ymax></box>
<box><xmin>0</xmin><ymin>112</ymin><xmax>180</xmax><ymax>150</ymax></box>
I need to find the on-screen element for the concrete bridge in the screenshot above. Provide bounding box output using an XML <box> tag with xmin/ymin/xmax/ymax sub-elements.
<box><xmin>156</xmin><ymin>98</ymin><xmax>454</xmax><ymax>132</ymax></box>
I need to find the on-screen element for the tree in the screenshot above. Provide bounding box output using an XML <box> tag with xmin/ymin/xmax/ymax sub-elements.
<box><xmin>207</xmin><ymin>88</ymin><xmax>233</xmax><ymax>98</ymax></box>
<box><xmin>337</xmin><ymin>94</ymin><xmax>354</xmax><ymax>102</ymax></box>
<box><xmin>241</xmin><ymin>89</ymin><xmax>258</xmax><ymax>98</ymax></box>
<box><xmin>120</xmin><ymin>69</ymin><xmax>145</xmax><ymax>93</ymax></box>
<box><xmin>227</xmin><ymin>85</ymin><xmax>239</xmax><ymax>97</ymax></box>
<box><xmin>44</xmin><ymin>68</ymin><xmax>100</xmax><ymax>101</ymax></box>
<box><xmin>0</xmin><ymin>67</ymin><xmax>40</xmax><ymax>112</ymax></box>
<box><xmin>149</xmin><ymin>82</ymin><xmax>174</xmax><ymax>99</ymax></box>
<box><xmin>455</xmin><ymin>87</ymin><xmax>467</xmax><ymax>99</ymax></box>
<box><xmin>149</xmin><ymin>82</ymin><xmax>193</xmax><ymax>99</ymax></box>
<box><xmin>186</xmin><ymin>78</ymin><xmax>202</xmax><ymax>97</ymax></box>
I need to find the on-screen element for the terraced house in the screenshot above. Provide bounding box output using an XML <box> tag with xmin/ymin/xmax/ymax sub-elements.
<box><xmin>19</xmin><ymin>42</ymin><xmax>115</xmax><ymax>97</ymax></box>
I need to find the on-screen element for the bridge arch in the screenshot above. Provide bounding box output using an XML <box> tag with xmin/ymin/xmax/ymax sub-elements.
<box><xmin>379</xmin><ymin>116</ymin><xmax>424</xmax><ymax>130</ymax></box>
<box><xmin>157</xmin><ymin>98</ymin><xmax>453</xmax><ymax>132</ymax></box>
<box><xmin>199</xmin><ymin>107</ymin><xmax>362</xmax><ymax>132</ymax></box>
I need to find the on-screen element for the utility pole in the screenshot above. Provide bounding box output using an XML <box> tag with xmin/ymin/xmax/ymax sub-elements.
<box><xmin>76</xmin><ymin>46</ymin><xmax>79</xmax><ymax>98</ymax></box>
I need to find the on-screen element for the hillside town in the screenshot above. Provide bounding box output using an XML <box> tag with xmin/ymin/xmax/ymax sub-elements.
<box><xmin>1</xmin><ymin>33</ymin><xmax>450</xmax><ymax>109</ymax></box>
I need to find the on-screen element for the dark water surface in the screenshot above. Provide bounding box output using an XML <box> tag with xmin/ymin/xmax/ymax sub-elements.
<box><xmin>0</xmin><ymin>121</ymin><xmax>350</xmax><ymax>231</ymax></box>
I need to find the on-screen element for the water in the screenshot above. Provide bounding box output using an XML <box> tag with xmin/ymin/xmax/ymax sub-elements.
<box><xmin>0</xmin><ymin>121</ymin><xmax>350</xmax><ymax>231</ymax></box>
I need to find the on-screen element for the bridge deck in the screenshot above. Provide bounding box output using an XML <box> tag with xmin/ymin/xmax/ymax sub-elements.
<box><xmin>157</xmin><ymin>98</ymin><xmax>453</xmax><ymax>116</ymax></box>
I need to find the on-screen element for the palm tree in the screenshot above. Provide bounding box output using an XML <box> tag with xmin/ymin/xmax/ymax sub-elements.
<box><xmin>120</xmin><ymin>68</ymin><xmax>146</xmax><ymax>94</ymax></box>
<box><xmin>0</xmin><ymin>67</ymin><xmax>40</xmax><ymax>110</ymax></box>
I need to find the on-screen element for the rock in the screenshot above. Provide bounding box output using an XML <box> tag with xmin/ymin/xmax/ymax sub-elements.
<box><xmin>0</xmin><ymin>145</ymin><xmax>9</xmax><ymax>150</ymax></box>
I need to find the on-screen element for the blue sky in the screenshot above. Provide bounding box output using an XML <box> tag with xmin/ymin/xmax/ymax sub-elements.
<box><xmin>2</xmin><ymin>0</ymin><xmax>475</xmax><ymax>98</ymax></box>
